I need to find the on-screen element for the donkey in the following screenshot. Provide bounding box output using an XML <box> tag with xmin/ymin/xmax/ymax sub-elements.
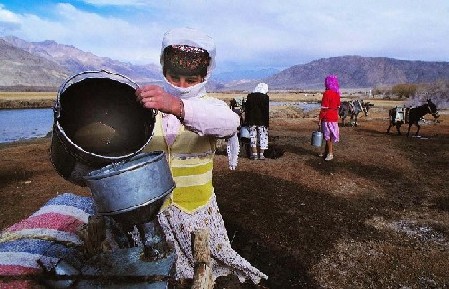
<box><xmin>339</xmin><ymin>100</ymin><xmax>374</xmax><ymax>127</ymax></box>
<box><xmin>387</xmin><ymin>99</ymin><xmax>439</xmax><ymax>136</ymax></box>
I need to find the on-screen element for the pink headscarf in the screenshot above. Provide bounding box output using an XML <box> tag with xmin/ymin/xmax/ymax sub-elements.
<box><xmin>325</xmin><ymin>75</ymin><xmax>340</xmax><ymax>94</ymax></box>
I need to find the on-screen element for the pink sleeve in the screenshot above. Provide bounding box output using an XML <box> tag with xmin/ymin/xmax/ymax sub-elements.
<box><xmin>182</xmin><ymin>97</ymin><xmax>240</xmax><ymax>138</ymax></box>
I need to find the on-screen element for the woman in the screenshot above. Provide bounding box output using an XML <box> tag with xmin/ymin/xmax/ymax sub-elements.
<box><xmin>319</xmin><ymin>75</ymin><xmax>341</xmax><ymax>161</ymax></box>
<box><xmin>244</xmin><ymin>83</ymin><xmax>270</xmax><ymax>160</ymax></box>
<box><xmin>136</xmin><ymin>27</ymin><xmax>268</xmax><ymax>284</ymax></box>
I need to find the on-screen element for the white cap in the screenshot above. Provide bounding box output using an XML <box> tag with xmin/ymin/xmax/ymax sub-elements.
<box><xmin>253</xmin><ymin>83</ymin><xmax>269</xmax><ymax>94</ymax></box>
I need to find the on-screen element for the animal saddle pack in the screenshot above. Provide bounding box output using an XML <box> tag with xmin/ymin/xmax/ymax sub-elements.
<box><xmin>393</xmin><ymin>107</ymin><xmax>410</xmax><ymax>123</ymax></box>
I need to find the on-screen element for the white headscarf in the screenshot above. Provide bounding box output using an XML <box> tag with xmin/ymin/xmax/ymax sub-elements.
<box><xmin>160</xmin><ymin>27</ymin><xmax>216</xmax><ymax>99</ymax></box>
<box><xmin>253</xmin><ymin>83</ymin><xmax>269</xmax><ymax>94</ymax></box>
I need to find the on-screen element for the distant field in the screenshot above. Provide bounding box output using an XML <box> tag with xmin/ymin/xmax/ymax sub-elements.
<box><xmin>0</xmin><ymin>91</ymin><xmax>57</xmax><ymax>100</ymax></box>
<box><xmin>0</xmin><ymin>91</ymin><xmax>404</xmax><ymax>109</ymax></box>
<box><xmin>210</xmin><ymin>92</ymin><xmax>404</xmax><ymax>108</ymax></box>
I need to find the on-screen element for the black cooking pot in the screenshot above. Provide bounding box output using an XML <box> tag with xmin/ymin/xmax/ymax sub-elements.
<box><xmin>50</xmin><ymin>70</ymin><xmax>156</xmax><ymax>186</ymax></box>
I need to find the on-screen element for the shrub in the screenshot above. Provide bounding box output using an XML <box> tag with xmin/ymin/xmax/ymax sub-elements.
<box><xmin>391</xmin><ymin>83</ymin><xmax>417</xmax><ymax>98</ymax></box>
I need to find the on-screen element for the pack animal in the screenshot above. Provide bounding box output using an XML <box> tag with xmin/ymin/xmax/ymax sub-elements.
<box><xmin>386</xmin><ymin>99</ymin><xmax>439</xmax><ymax>136</ymax></box>
<box><xmin>339</xmin><ymin>100</ymin><xmax>373</xmax><ymax>127</ymax></box>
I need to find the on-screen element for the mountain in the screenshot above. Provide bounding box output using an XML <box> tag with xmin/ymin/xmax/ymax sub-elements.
<box><xmin>212</xmin><ymin>68</ymin><xmax>280</xmax><ymax>83</ymax></box>
<box><xmin>0</xmin><ymin>39</ymin><xmax>69</xmax><ymax>87</ymax></box>
<box><xmin>1</xmin><ymin>36</ymin><xmax>161</xmax><ymax>86</ymax></box>
<box><xmin>262</xmin><ymin>55</ymin><xmax>449</xmax><ymax>90</ymax></box>
<box><xmin>2</xmin><ymin>36</ymin><xmax>449</xmax><ymax>91</ymax></box>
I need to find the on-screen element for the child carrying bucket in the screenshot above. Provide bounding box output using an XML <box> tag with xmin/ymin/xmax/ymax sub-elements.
<box><xmin>318</xmin><ymin>75</ymin><xmax>341</xmax><ymax>161</ymax></box>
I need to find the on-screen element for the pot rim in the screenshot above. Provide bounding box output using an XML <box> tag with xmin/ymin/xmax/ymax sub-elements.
<box><xmin>96</xmin><ymin>186</ymin><xmax>174</xmax><ymax>215</ymax></box>
<box><xmin>83</xmin><ymin>151</ymin><xmax>166</xmax><ymax>181</ymax></box>
<box><xmin>56</xmin><ymin>121</ymin><xmax>153</xmax><ymax>162</ymax></box>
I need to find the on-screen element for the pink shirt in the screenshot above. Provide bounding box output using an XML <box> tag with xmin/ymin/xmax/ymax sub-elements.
<box><xmin>162</xmin><ymin>97</ymin><xmax>239</xmax><ymax>146</ymax></box>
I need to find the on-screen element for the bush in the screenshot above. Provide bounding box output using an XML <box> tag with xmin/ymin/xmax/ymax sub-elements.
<box><xmin>391</xmin><ymin>83</ymin><xmax>417</xmax><ymax>98</ymax></box>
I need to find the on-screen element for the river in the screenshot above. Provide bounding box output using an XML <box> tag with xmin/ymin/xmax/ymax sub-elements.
<box><xmin>0</xmin><ymin>102</ymin><xmax>321</xmax><ymax>144</ymax></box>
<box><xmin>0</xmin><ymin>108</ymin><xmax>53</xmax><ymax>144</ymax></box>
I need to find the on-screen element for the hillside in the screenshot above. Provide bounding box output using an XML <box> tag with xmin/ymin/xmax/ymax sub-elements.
<box><xmin>2</xmin><ymin>36</ymin><xmax>449</xmax><ymax>91</ymax></box>
<box><xmin>223</xmin><ymin>56</ymin><xmax>449</xmax><ymax>91</ymax></box>
<box><xmin>264</xmin><ymin>56</ymin><xmax>449</xmax><ymax>90</ymax></box>
<box><xmin>1</xmin><ymin>36</ymin><xmax>162</xmax><ymax>87</ymax></box>
<box><xmin>0</xmin><ymin>39</ymin><xmax>69</xmax><ymax>88</ymax></box>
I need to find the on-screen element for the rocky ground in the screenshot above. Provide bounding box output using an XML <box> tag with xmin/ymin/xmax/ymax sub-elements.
<box><xmin>1</xmin><ymin>104</ymin><xmax>449</xmax><ymax>288</ymax></box>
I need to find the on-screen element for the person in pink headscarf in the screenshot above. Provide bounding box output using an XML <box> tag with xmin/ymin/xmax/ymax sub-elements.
<box><xmin>318</xmin><ymin>75</ymin><xmax>341</xmax><ymax>161</ymax></box>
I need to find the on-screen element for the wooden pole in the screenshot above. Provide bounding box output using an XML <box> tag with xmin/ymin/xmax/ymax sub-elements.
<box><xmin>79</xmin><ymin>215</ymin><xmax>106</xmax><ymax>256</ymax></box>
<box><xmin>191</xmin><ymin>229</ymin><xmax>214</xmax><ymax>289</ymax></box>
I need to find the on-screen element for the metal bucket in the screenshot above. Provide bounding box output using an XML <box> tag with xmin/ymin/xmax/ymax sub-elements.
<box><xmin>50</xmin><ymin>70</ymin><xmax>156</xmax><ymax>186</ymax></box>
<box><xmin>83</xmin><ymin>151</ymin><xmax>175</xmax><ymax>225</ymax></box>
<box><xmin>311</xmin><ymin>131</ymin><xmax>323</xmax><ymax>147</ymax></box>
<box><xmin>239</xmin><ymin>126</ymin><xmax>250</xmax><ymax>139</ymax></box>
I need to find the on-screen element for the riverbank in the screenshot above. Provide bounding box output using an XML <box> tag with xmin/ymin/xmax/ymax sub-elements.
<box><xmin>0</xmin><ymin>91</ymin><xmax>56</xmax><ymax>109</ymax></box>
<box><xmin>0</xmin><ymin>91</ymin><xmax>403</xmax><ymax>109</ymax></box>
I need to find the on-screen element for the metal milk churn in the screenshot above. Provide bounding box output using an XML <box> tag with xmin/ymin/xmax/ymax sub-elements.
<box><xmin>311</xmin><ymin>130</ymin><xmax>323</xmax><ymax>147</ymax></box>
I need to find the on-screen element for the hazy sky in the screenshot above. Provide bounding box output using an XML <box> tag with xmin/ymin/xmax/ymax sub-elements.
<box><xmin>1</xmin><ymin>0</ymin><xmax>448</xmax><ymax>73</ymax></box>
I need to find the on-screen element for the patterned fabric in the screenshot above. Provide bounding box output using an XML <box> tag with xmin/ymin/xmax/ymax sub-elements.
<box><xmin>321</xmin><ymin>121</ymin><xmax>340</xmax><ymax>142</ymax></box>
<box><xmin>0</xmin><ymin>193</ymin><xmax>94</xmax><ymax>289</ymax></box>
<box><xmin>226</xmin><ymin>133</ymin><xmax>240</xmax><ymax>170</ymax></box>
<box><xmin>157</xmin><ymin>194</ymin><xmax>268</xmax><ymax>283</ymax></box>
<box><xmin>144</xmin><ymin>104</ymin><xmax>267</xmax><ymax>284</ymax></box>
<box><xmin>160</xmin><ymin>27</ymin><xmax>215</xmax><ymax>100</ymax></box>
<box><xmin>144</xmin><ymin>112</ymin><xmax>216</xmax><ymax>214</ymax></box>
<box><xmin>161</xmin><ymin>27</ymin><xmax>216</xmax><ymax>76</ymax></box>
<box><xmin>150</xmin><ymin>26</ymin><xmax>266</xmax><ymax>284</ymax></box>
<box><xmin>249</xmin><ymin>126</ymin><xmax>269</xmax><ymax>150</ymax></box>
<box><xmin>163</xmin><ymin>45</ymin><xmax>210</xmax><ymax>77</ymax></box>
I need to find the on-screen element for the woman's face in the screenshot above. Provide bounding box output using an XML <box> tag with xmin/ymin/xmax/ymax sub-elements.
<box><xmin>165</xmin><ymin>69</ymin><xmax>204</xmax><ymax>88</ymax></box>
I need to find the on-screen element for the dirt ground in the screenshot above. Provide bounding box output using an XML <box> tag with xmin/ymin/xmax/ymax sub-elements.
<box><xmin>1</xmin><ymin>105</ymin><xmax>449</xmax><ymax>288</ymax></box>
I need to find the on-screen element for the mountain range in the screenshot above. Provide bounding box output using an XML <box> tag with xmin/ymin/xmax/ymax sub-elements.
<box><xmin>1</xmin><ymin>36</ymin><xmax>449</xmax><ymax>91</ymax></box>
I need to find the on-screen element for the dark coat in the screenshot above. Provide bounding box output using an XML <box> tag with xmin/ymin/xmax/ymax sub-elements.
<box><xmin>245</xmin><ymin>92</ymin><xmax>269</xmax><ymax>127</ymax></box>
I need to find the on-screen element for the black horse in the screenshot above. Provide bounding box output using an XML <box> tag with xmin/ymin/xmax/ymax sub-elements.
<box><xmin>339</xmin><ymin>100</ymin><xmax>373</xmax><ymax>127</ymax></box>
<box><xmin>387</xmin><ymin>99</ymin><xmax>439</xmax><ymax>136</ymax></box>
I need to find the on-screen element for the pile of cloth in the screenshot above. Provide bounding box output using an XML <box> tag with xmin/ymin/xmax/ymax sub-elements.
<box><xmin>0</xmin><ymin>193</ymin><xmax>95</xmax><ymax>288</ymax></box>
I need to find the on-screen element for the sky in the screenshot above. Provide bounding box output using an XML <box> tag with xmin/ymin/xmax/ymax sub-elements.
<box><xmin>0</xmin><ymin>0</ymin><xmax>449</xmax><ymax>73</ymax></box>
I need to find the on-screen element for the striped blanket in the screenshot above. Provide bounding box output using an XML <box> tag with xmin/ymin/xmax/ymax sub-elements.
<box><xmin>0</xmin><ymin>193</ymin><xmax>95</xmax><ymax>289</ymax></box>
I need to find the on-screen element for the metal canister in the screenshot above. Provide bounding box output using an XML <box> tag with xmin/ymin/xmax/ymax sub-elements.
<box><xmin>83</xmin><ymin>151</ymin><xmax>175</xmax><ymax>225</ymax></box>
<box><xmin>311</xmin><ymin>131</ymin><xmax>323</xmax><ymax>147</ymax></box>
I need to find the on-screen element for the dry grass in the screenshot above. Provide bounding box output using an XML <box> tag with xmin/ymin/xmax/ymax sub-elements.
<box><xmin>209</xmin><ymin>92</ymin><xmax>324</xmax><ymax>103</ymax></box>
<box><xmin>0</xmin><ymin>91</ymin><xmax>405</xmax><ymax>110</ymax></box>
<box><xmin>209</xmin><ymin>92</ymin><xmax>405</xmax><ymax>109</ymax></box>
<box><xmin>0</xmin><ymin>91</ymin><xmax>56</xmax><ymax>101</ymax></box>
<box><xmin>1</xmin><ymin>105</ymin><xmax>448</xmax><ymax>288</ymax></box>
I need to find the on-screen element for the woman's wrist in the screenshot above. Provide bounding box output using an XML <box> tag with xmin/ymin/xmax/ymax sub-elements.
<box><xmin>177</xmin><ymin>99</ymin><xmax>185</xmax><ymax>122</ymax></box>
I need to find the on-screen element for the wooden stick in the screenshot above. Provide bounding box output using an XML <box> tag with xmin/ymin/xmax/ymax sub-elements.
<box><xmin>191</xmin><ymin>229</ymin><xmax>214</xmax><ymax>289</ymax></box>
<box><xmin>82</xmin><ymin>215</ymin><xmax>106</xmax><ymax>255</ymax></box>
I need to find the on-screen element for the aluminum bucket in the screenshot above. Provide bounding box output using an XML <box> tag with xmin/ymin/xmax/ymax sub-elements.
<box><xmin>311</xmin><ymin>131</ymin><xmax>323</xmax><ymax>147</ymax></box>
<box><xmin>50</xmin><ymin>70</ymin><xmax>156</xmax><ymax>186</ymax></box>
<box><xmin>83</xmin><ymin>151</ymin><xmax>175</xmax><ymax>225</ymax></box>
<box><xmin>239</xmin><ymin>126</ymin><xmax>250</xmax><ymax>139</ymax></box>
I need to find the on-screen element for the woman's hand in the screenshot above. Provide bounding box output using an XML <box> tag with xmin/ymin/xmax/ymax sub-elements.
<box><xmin>136</xmin><ymin>85</ymin><xmax>183</xmax><ymax>119</ymax></box>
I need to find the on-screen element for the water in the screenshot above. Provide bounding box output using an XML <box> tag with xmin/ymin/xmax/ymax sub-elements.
<box><xmin>0</xmin><ymin>102</ymin><xmax>321</xmax><ymax>144</ymax></box>
<box><xmin>270</xmin><ymin>101</ymin><xmax>321</xmax><ymax>112</ymax></box>
<box><xmin>0</xmin><ymin>108</ymin><xmax>53</xmax><ymax>143</ymax></box>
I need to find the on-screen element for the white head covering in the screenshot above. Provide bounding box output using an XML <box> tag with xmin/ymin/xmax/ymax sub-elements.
<box><xmin>160</xmin><ymin>27</ymin><xmax>216</xmax><ymax>99</ymax></box>
<box><xmin>253</xmin><ymin>83</ymin><xmax>269</xmax><ymax>94</ymax></box>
